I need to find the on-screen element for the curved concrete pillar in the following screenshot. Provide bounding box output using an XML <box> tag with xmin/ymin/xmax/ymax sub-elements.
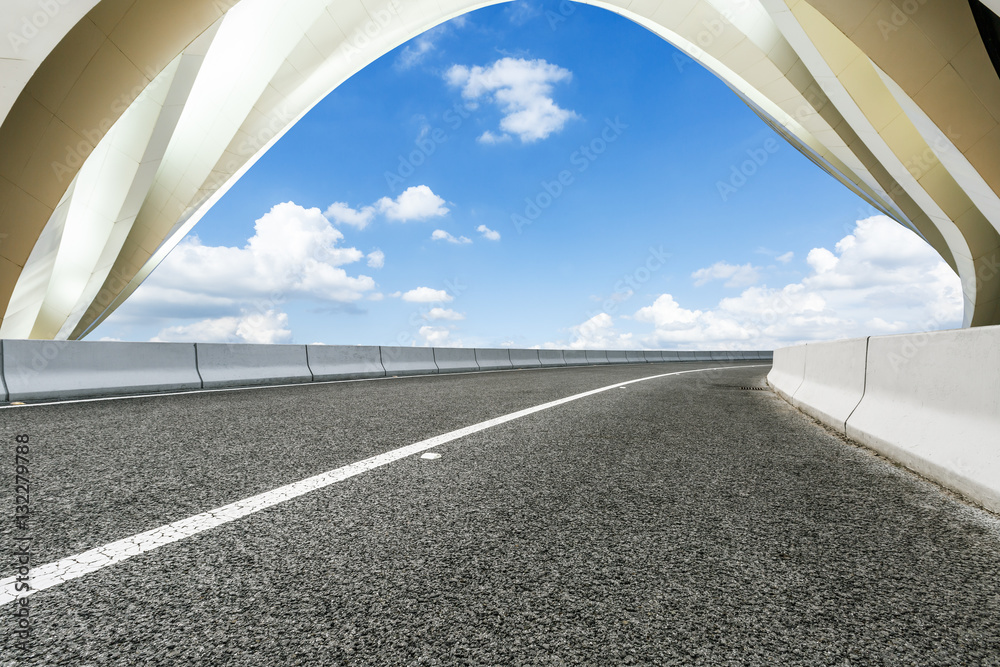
<box><xmin>3</xmin><ymin>0</ymin><xmax>1000</xmax><ymax>337</ymax></box>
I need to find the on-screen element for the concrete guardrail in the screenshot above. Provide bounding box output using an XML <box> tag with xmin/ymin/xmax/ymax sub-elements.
<box><xmin>790</xmin><ymin>338</ymin><xmax>868</xmax><ymax>432</ymax></box>
<box><xmin>433</xmin><ymin>348</ymin><xmax>479</xmax><ymax>374</ymax></box>
<box><xmin>768</xmin><ymin>326</ymin><xmax>999</xmax><ymax>513</ymax></box>
<box><xmin>3</xmin><ymin>340</ymin><xmax>202</xmax><ymax>401</ymax></box>
<box><xmin>538</xmin><ymin>350</ymin><xmax>566</xmax><ymax>367</ymax></box>
<box><xmin>508</xmin><ymin>349</ymin><xmax>541</xmax><ymax>369</ymax></box>
<box><xmin>586</xmin><ymin>350</ymin><xmax>609</xmax><ymax>365</ymax></box>
<box><xmin>767</xmin><ymin>345</ymin><xmax>807</xmax><ymax>402</ymax></box>
<box><xmin>308</xmin><ymin>345</ymin><xmax>385</xmax><ymax>381</ymax></box>
<box><xmin>0</xmin><ymin>342</ymin><xmax>769</xmax><ymax>403</ymax></box>
<box><xmin>380</xmin><ymin>346</ymin><xmax>437</xmax><ymax>376</ymax></box>
<box><xmin>846</xmin><ymin>327</ymin><xmax>1000</xmax><ymax>513</ymax></box>
<box><xmin>475</xmin><ymin>348</ymin><xmax>512</xmax><ymax>371</ymax></box>
<box><xmin>197</xmin><ymin>343</ymin><xmax>312</xmax><ymax>389</ymax></box>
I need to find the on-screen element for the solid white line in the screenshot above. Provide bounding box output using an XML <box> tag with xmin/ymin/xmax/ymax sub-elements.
<box><xmin>0</xmin><ymin>365</ymin><xmax>768</xmax><ymax>605</ymax></box>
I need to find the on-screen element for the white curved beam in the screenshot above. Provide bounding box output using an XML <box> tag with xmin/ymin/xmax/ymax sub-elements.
<box><xmin>3</xmin><ymin>0</ymin><xmax>1000</xmax><ymax>337</ymax></box>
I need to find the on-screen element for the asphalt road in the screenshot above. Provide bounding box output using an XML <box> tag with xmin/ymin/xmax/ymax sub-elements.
<box><xmin>2</xmin><ymin>362</ymin><xmax>999</xmax><ymax>665</ymax></box>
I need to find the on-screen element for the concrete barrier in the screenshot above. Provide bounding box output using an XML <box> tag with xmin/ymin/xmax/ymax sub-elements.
<box><xmin>508</xmin><ymin>349</ymin><xmax>541</xmax><ymax>369</ymax></box>
<box><xmin>537</xmin><ymin>350</ymin><xmax>566</xmax><ymax>367</ymax></box>
<box><xmin>676</xmin><ymin>351</ymin><xmax>697</xmax><ymax>361</ymax></box>
<box><xmin>606</xmin><ymin>350</ymin><xmax>629</xmax><ymax>364</ymax></box>
<box><xmin>308</xmin><ymin>345</ymin><xmax>385</xmax><ymax>381</ymax></box>
<box><xmin>660</xmin><ymin>350</ymin><xmax>680</xmax><ymax>362</ymax></box>
<box><xmin>626</xmin><ymin>350</ymin><xmax>646</xmax><ymax>363</ymax></box>
<box><xmin>766</xmin><ymin>344</ymin><xmax>807</xmax><ymax>402</ymax></box>
<box><xmin>790</xmin><ymin>337</ymin><xmax>869</xmax><ymax>432</ymax></box>
<box><xmin>643</xmin><ymin>350</ymin><xmax>664</xmax><ymax>363</ymax></box>
<box><xmin>692</xmin><ymin>351</ymin><xmax>714</xmax><ymax>361</ymax></box>
<box><xmin>432</xmin><ymin>348</ymin><xmax>479</xmax><ymax>374</ymax></box>
<box><xmin>586</xmin><ymin>350</ymin><xmax>609</xmax><ymax>365</ymax></box>
<box><xmin>845</xmin><ymin>327</ymin><xmax>1000</xmax><ymax>513</ymax></box>
<box><xmin>475</xmin><ymin>348</ymin><xmax>512</xmax><ymax>371</ymax></box>
<box><xmin>563</xmin><ymin>350</ymin><xmax>589</xmax><ymax>366</ymax></box>
<box><xmin>197</xmin><ymin>343</ymin><xmax>311</xmax><ymax>389</ymax></box>
<box><xmin>2</xmin><ymin>340</ymin><xmax>202</xmax><ymax>401</ymax></box>
<box><xmin>380</xmin><ymin>346</ymin><xmax>438</xmax><ymax>376</ymax></box>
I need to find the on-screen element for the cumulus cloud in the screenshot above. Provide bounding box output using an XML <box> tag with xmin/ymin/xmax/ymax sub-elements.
<box><xmin>324</xmin><ymin>201</ymin><xmax>376</xmax><ymax>229</ymax></box>
<box><xmin>133</xmin><ymin>202</ymin><xmax>375</xmax><ymax>310</ymax></box>
<box><xmin>116</xmin><ymin>201</ymin><xmax>382</xmax><ymax>342</ymax></box>
<box><xmin>152</xmin><ymin>309</ymin><xmax>293</xmax><ymax>344</ymax></box>
<box><xmin>418</xmin><ymin>325</ymin><xmax>453</xmax><ymax>346</ymax></box>
<box><xmin>395</xmin><ymin>287</ymin><xmax>453</xmax><ymax>303</ymax></box>
<box><xmin>446</xmin><ymin>57</ymin><xmax>579</xmax><ymax>143</ymax></box>
<box><xmin>692</xmin><ymin>261</ymin><xmax>760</xmax><ymax>288</ymax></box>
<box><xmin>366</xmin><ymin>249</ymin><xmax>385</xmax><ymax>268</ymax></box>
<box><xmin>633</xmin><ymin>216</ymin><xmax>962</xmax><ymax>349</ymax></box>
<box><xmin>478</xmin><ymin>130</ymin><xmax>511</xmax><ymax>145</ymax></box>
<box><xmin>541</xmin><ymin>312</ymin><xmax>633</xmax><ymax>350</ymax></box>
<box><xmin>477</xmin><ymin>224</ymin><xmax>501</xmax><ymax>241</ymax></box>
<box><xmin>424</xmin><ymin>307</ymin><xmax>464</xmax><ymax>321</ymax></box>
<box><xmin>431</xmin><ymin>229</ymin><xmax>472</xmax><ymax>244</ymax></box>
<box><xmin>376</xmin><ymin>185</ymin><xmax>450</xmax><ymax>221</ymax></box>
<box><xmin>396</xmin><ymin>35</ymin><xmax>436</xmax><ymax>71</ymax></box>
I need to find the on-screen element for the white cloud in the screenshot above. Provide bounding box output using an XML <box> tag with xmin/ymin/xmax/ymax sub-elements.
<box><xmin>478</xmin><ymin>130</ymin><xmax>511</xmax><ymax>145</ymax></box>
<box><xmin>366</xmin><ymin>249</ymin><xmax>385</xmax><ymax>268</ymax></box>
<box><xmin>131</xmin><ymin>202</ymin><xmax>376</xmax><ymax>317</ymax></box>
<box><xmin>376</xmin><ymin>185</ymin><xmax>450</xmax><ymax>221</ymax></box>
<box><xmin>424</xmin><ymin>307</ymin><xmax>464</xmax><ymax>321</ymax></box>
<box><xmin>152</xmin><ymin>309</ymin><xmax>292</xmax><ymax>344</ymax></box>
<box><xmin>506</xmin><ymin>1</ymin><xmax>541</xmax><ymax>25</ymax></box>
<box><xmin>324</xmin><ymin>201</ymin><xmax>376</xmax><ymax>229</ymax></box>
<box><xmin>692</xmin><ymin>261</ymin><xmax>760</xmax><ymax>288</ymax></box>
<box><xmin>542</xmin><ymin>312</ymin><xmax>633</xmax><ymax>350</ymax></box>
<box><xmin>776</xmin><ymin>251</ymin><xmax>794</xmax><ymax>264</ymax></box>
<box><xmin>418</xmin><ymin>325</ymin><xmax>453</xmax><ymax>346</ymax></box>
<box><xmin>633</xmin><ymin>216</ymin><xmax>962</xmax><ymax>349</ymax></box>
<box><xmin>396</xmin><ymin>35</ymin><xmax>436</xmax><ymax>70</ymax></box>
<box><xmin>396</xmin><ymin>287</ymin><xmax>453</xmax><ymax>303</ymax></box>
<box><xmin>446</xmin><ymin>57</ymin><xmax>579</xmax><ymax>143</ymax></box>
<box><xmin>431</xmin><ymin>229</ymin><xmax>472</xmax><ymax>244</ymax></box>
<box><xmin>477</xmin><ymin>224</ymin><xmax>501</xmax><ymax>241</ymax></box>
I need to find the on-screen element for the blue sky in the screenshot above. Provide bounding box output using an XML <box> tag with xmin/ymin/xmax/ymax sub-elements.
<box><xmin>96</xmin><ymin>1</ymin><xmax>963</xmax><ymax>349</ymax></box>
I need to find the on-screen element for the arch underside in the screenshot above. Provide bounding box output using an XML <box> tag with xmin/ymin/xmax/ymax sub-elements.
<box><xmin>2</xmin><ymin>0</ymin><xmax>1000</xmax><ymax>340</ymax></box>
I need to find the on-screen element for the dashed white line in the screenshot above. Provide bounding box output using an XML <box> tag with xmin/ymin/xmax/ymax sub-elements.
<box><xmin>0</xmin><ymin>365</ymin><xmax>768</xmax><ymax>605</ymax></box>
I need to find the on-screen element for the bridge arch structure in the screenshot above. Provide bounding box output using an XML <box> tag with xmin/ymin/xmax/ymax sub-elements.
<box><xmin>2</xmin><ymin>0</ymin><xmax>1000</xmax><ymax>339</ymax></box>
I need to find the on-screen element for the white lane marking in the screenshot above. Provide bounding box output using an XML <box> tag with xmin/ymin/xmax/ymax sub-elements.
<box><xmin>420</xmin><ymin>452</ymin><xmax>442</xmax><ymax>460</ymax></box>
<box><xmin>0</xmin><ymin>365</ymin><xmax>768</xmax><ymax>605</ymax></box>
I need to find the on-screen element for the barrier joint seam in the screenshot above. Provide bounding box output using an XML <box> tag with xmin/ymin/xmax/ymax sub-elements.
<box><xmin>193</xmin><ymin>343</ymin><xmax>204</xmax><ymax>389</ymax></box>
<box><xmin>844</xmin><ymin>336</ymin><xmax>870</xmax><ymax>432</ymax></box>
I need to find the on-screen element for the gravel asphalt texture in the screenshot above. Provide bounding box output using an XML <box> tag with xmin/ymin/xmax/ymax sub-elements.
<box><xmin>2</xmin><ymin>362</ymin><xmax>999</xmax><ymax>665</ymax></box>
